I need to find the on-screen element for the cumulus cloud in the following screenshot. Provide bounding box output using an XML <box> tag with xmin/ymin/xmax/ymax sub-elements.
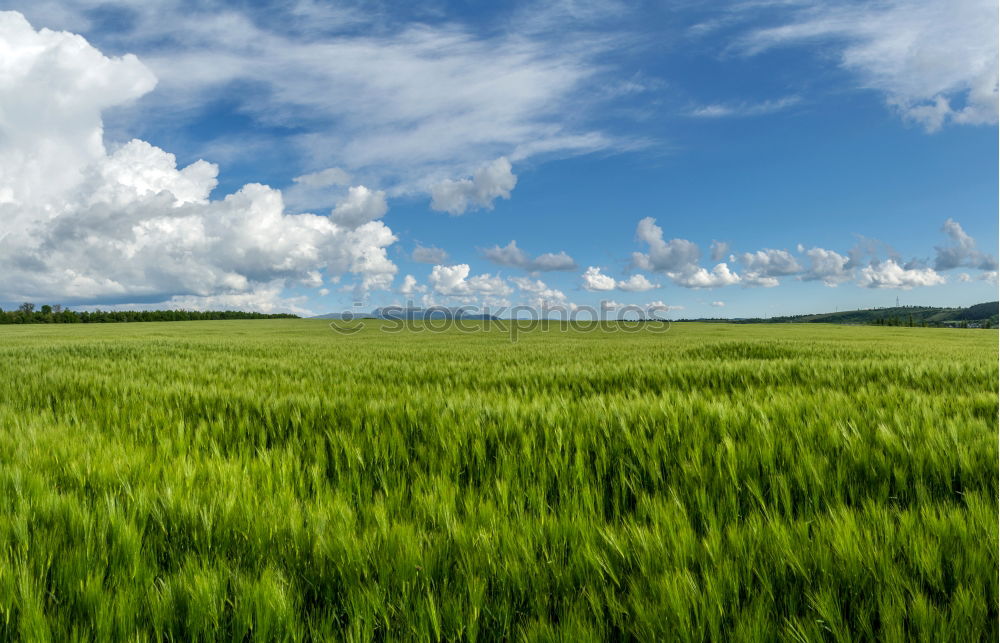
<box><xmin>0</xmin><ymin>12</ymin><xmax>156</xmax><ymax>208</ymax></box>
<box><xmin>934</xmin><ymin>218</ymin><xmax>998</xmax><ymax>271</ymax></box>
<box><xmin>631</xmin><ymin>217</ymin><xmax>740</xmax><ymax>288</ymax></box>
<box><xmin>646</xmin><ymin>300</ymin><xmax>683</xmax><ymax>313</ymax></box>
<box><xmin>739</xmin><ymin>248</ymin><xmax>802</xmax><ymax>287</ymax></box>
<box><xmin>511</xmin><ymin>276</ymin><xmax>569</xmax><ymax>307</ymax></box>
<box><xmin>857</xmin><ymin>260</ymin><xmax>946</xmax><ymax>289</ymax></box>
<box><xmin>740</xmin><ymin>0</ymin><xmax>998</xmax><ymax>131</ymax></box>
<box><xmin>801</xmin><ymin>247</ymin><xmax>852</xmax><ymax>286</ymax></box>
<box><xmin>670</xmin><ymin>263</ymin><xmax>742</xmax><ymax>288</ymax></box>
<box><xmin>581</xmin><ymin>267</ymin><xmax>618</xmax><ymax>292</ymax></box>
<box><xmin>397</xmin><ymin>274</ymin><xmax>424</xmax><ymax>295</ymax></box>
<box><xmin>0</xmin><ymin>12</ymin><xmax>396</xmax><ymax>308</ymax></box>
<box><xmin>283</xmin><ymin>167</ymin><xmax>353</xmax><ymax>211</ymax></box>
<box><xmin>740</xmin><ymin>249</ymin><xmax>802</xmax><ymax>276</ymax></box>
<box><xmin>616</xmin><ymin>274</ymin><xmax>659</xmax><ymax>292</ymax></box>
<box><xmin>329</xmin><ymin>185</ymin><xmax>388</xmax><ymax>229</ymax></box>
<box><xmin>430</xmin><ymin>157</ymin><xmax>518</xmax><ymax>214</ymax></box>
<box><xmin>154</xmin><ymin>283</ymin><xmax>314</xmax><ymax>316</ymax></box>
<box><xmin>631</xmin><ymin>218</ymin><xmax>701</xmax><ymax>272</ymax></box>
<box><xmin>710</xmin><ymin>240</ymin><xmax>730</xmax><ymax>262</ymax></box>
<box><xmin>580</xmin><ymin>267</ymin><xmax>659</xmax><ymax>292</ymax></box>
<box><xmin>411</xmin><ymin>244</ymin><xmax>449</xmax><ymax>264</ymax></box>
<box><xmin>483</xmin><ymin>240</ymin><xmax>577</xmax><ymax>272</ymax></box>
<box><xmin>710</xmin><ymin>301</ymin><xmax>725</xmax><ymax>307</ymax></box>
<box><xmin>427</xmin><ymin>264</ymin><xmax>512</xmax><ymax>301</ymax></box>
<box><xmin>741</xmin><ymin>274</ymin><xmax>779</xmax><ymax>288</ymax></box>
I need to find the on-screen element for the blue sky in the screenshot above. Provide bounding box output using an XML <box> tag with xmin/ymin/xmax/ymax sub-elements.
<box><xmin>0</xmin><ymin>0</ymin><xmax>996</xmax><ymax>317</ymax></box>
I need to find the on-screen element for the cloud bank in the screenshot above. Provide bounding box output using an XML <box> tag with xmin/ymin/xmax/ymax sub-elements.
<box><xmin>626</xmin><ymin>216</ymin><xmax>991</xmax><ymax>291</ymax></box>
<box><xmin>0</xmin><ymin>11</ymin><xmax>396</xmax><ymax>311</ymax></box>
<box><xmin>483</xmin><ymin>240</ymin><xmax>577</xmax><ymax>272</ymax></box>
<box><xmin>581</xmin><ymin>267</ymin><xmax>659</xmax><ymax>292</ymax></box>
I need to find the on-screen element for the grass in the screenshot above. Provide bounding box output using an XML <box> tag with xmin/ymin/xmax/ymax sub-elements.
<box><xmin>0</xmin><ymin>320</ymin><xmax>995</xmax><ymax>641</ymax></box>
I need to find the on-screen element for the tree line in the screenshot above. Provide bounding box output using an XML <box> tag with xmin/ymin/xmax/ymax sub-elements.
<box><xmin>0</xmin><ymin>303</ymin><xmax>298</xmax><ymax>324</ymax></box>
<box><xmin>870</xmin><ymin>315</ymin><xmax>993</xmax><ymax>329</ymax></box>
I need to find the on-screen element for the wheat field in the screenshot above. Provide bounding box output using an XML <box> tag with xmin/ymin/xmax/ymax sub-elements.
<box><xmin>0</xmin><ymin>320</ymin><xmax>995</xmax><ymax>641</ymax></box>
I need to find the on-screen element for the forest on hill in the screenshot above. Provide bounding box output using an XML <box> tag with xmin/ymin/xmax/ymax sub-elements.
<box><xmin>685</xmin><ymin>302</ymin><xmax>999</xmax><ymax>328</ymax></box>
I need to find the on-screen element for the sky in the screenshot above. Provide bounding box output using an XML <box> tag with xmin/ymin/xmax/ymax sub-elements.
<box><xmin>0</xmin><ymin>0</ymin><xmax>997</xmax><ymax>318</ymax></box>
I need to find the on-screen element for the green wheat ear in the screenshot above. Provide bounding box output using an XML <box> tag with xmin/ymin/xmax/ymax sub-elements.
<box><xmin>0</xmin><ymin>319</ymin><xmax>995</xmax><ymax>640</ymax></box>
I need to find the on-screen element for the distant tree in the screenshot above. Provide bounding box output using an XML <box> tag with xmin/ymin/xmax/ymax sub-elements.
<box><xmin>40</xmin><ymin>305</ymin><xmax>53</xmax><ymax>315</ymax></box>
<box><xmin>18</xmin><ymin>303</ymin><xmax>34</xmax><ymax>314</ymax></box>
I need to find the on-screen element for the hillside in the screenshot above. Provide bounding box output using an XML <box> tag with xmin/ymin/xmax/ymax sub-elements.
<box><xmin>686</xmin><ymin>301</ymin><xmax>998</xmax><ymax>326</ymax></box>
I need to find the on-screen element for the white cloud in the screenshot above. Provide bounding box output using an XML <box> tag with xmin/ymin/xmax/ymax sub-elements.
<box><xmin>483</xmin><ymin>240</ymin><xmax>577</xmax><ymax>272</ymax></box>
<box><xmin>739</xmin><ymin>248</ymin><xmax>802</xmax><ymax>287</ymax></box>
<box><xmin>646</xmin><ymin>300</ymin><xmax>683</xmax><ymax>313</ymax></box>
<box><xmin>293</xmin><ymin>167</ymin><xmax>351</xmax><ymax>188</ymax></box>
<box><xmin>397</xmin><ymin>274</ymin><xmax>424</xmax><ymax>295</ymax></box>
<box><xmin>934</xmin><ymin>218</ymin><xmax>997</xmax><ymax>271</ymax></box>
<box><xmin>739</xmin><ymin>249</ymin><xmax>802</xmax><ymax>276</ymax></box>
<box><xmin>710</xmin><ymin>301</ymin><xmax>725</xmax><ymax>307</ymax></box>
<box><xmin>631</xmin><ymin>217</ymin><xmax>740</xmax><ymax>289</ymax></box>
<box><xmin>581</xmin><ymin>266</ymin><xmax>618</xmax><ymax>291</ymax></box>
<box><xmin>412</xmin><ymin>244</ymin><xmax>449</xmax><ymax>264</ymax></box>
<box><xmin>0</xmin><ymin>11</ymin><xmax>156</xmax><ymax>209</ymax></box>
<box><xmin>958</xmin><ymin>273</ymin><xmax>971</xmax><ymax>282</ymax></box>
<box><xmin>741</xmin><ymin>274</ymin><xmax>779</xmax><ymax>288</ymax></box>
<box><xmin>511</xmin><ymin>276</ymin><xmax>568</xmax><ymax>307</ymax></box>
<box><xmin>857</xmin><ymin>260</ymin><xmax>946</xmax><ymax>289</ymax></box>
<box><xmin>80</xmin><ymin>281</ymin><xmax>316</xmax><ymax>316</ymax></box>
<box><xmin>0</xmin><ymin>13</ymin><xmax>397</xmax><ymax>304</ymax></box>
<box><xmin>427</xmin><ymin>264</ymin><xmax>512</xmax><ymax>301</ymax></box>
<box><xmin>616</xmin><ymin>274</ymin><xmax>659</xmax><ymax>292</ymax></box>
<box><xmin>670</xmin><ymin>263</ymin><xmax>742</xmax><ymax>289</ymax></box>
<box><xmin>710</xmin><ymin>240</ymin><xmax>730</xmax><ymax>262</ymax></box>
<box><xmin>801</xmin><ymin>247</ymin><xmax>852</xmax><ymax>286</ymax></box>
<box><xmin>4</xmin><ymin>1</ymin><xmax>624</xmax><ymax>196</ymax></box>
<box><xmin>283</xmin><ymin>167</ymin><xmax>352</xmax><ymax>211</ymax></box>
<box><xmin>155</xmin><ymin>282</ymin><xmax>314</xmax><ymax>316</ymax></box>
<box><xmin>631</xmin><ymin>217</ymin><xmax>701</xmax><ymax>273</ymax></box>
<box><xmin>329</xmin><ymin>185</ymin><xmax>388</xmax><ymax>229</ymax></box>
<box><xmin>740</xmin><ymin>0</ymin><xmax>998</xmax><ymax>131</ymax></box>
<box><xmin>689</xmin><ymin>96</ymin><xmax>801</xmax><ymax>118</ymax></box>
<box><xmin>430</xmin><ymin>157</ymin><xmax>517</xmax><ymax>215</ymax></box>
<box><xmin>580</xmin><ymin>266</ymin><xmax>658</xmax><ymax>292</ymax></box>
<box><xmin>979</xmin><ymin>271</ymin><xmax>998</xmax><ymax>285</ymax></box>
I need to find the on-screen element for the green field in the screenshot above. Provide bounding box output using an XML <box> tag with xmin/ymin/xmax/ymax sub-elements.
<box><xmin>0</xmin><ymin>320</ymin><xmax>996</xmax><ymax>641</ymax></box>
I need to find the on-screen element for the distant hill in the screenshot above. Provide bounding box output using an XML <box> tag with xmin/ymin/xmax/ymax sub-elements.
<box><xmin>313</xmin><ymin>303</ymin><xmax>998</xmax><ymax>326</ymax></box>
<box><xmin>681</xmin><ymin>301</ymin><xmax>998</xmax><ymax>326</ymax></box>
<box><xmin>953</xmin><ymin>302</ymin><xmax>999</xmax><ymax>322</ymax></box>
<box><xmin>312</xmin><ymin>307</ymin><xmax>500</xmax><ymax>321</ymax></box>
